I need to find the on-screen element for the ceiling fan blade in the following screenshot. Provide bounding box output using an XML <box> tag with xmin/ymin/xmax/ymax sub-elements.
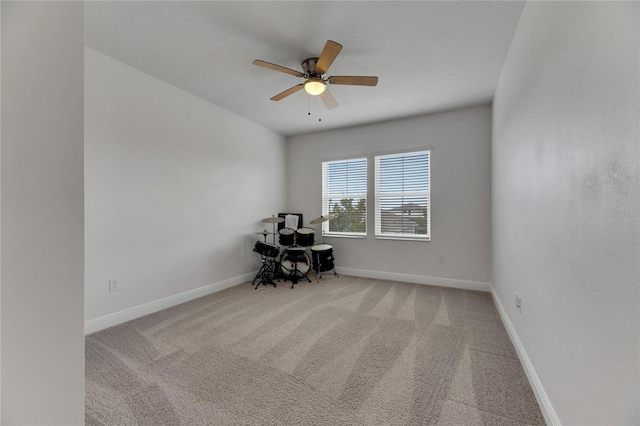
<box><xmin>271</xmin><ymin>84</ymin><xmax>304</xmax><ymax>101</ymax></box>
<box><xmin>320</xmin><ymin>88</ymin><xmax>338</xmax><ymax>109</ymax></box>
<box><xmin>316</xmin><ymin>40</ymin><xmax>343</xmax><ymax>74</ymax></box>
<box><xmin>329</xmin><ymin>76</ymin><xmax>378</xmax><ymax>86</ymax></box>
<box><xmin>253</xmin><ymin>60</ymin><xmax>304</xmax><ymax>78</ymax></box>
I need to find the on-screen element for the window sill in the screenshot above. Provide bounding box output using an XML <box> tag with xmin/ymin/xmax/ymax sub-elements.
<box><xmin>323</xmin><ymin>233</ymin><xmax>367</xmax><ymax>239</ymax></box>
<box><xmin>375</xmin><ymin>235</ymin><xmax>430</xmax><ymax>242</ymax></box>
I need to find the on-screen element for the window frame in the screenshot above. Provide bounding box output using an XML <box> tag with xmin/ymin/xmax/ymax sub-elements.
<box><xmin>374</xmin><ymin>150</ymin><xmax>431</xmax><ymax>241</ymax></box>
<box><xmin>321</xmin><ymin>157</ymin><xmax>368</xmax><ymax>238</ymax></box>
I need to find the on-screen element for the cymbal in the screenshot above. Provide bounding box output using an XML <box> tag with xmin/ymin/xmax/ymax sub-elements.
<box><xmin>255</xmin><ymin>231</ymin><xmax>274</xmax><ymax>235</ymax></box>
<box><xmin>262</xmin><ymin>216</ymin><xmax>285</xmax><ymax>224</ymax></box>
<box><xmin>309</xmin><ymin>214</ymin><xmax>337</xmax><ymax>224</ymax></box>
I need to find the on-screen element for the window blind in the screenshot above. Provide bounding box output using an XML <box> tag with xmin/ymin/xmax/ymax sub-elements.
<box><xmin>374</xmin><ymin>151</ymin><xmax>430</xmax><ymax>240</ymax></box>
<box><xmin>321</xmin><ymin>158</ymin><xmax>367</xmax><ymax>236</ymax></box>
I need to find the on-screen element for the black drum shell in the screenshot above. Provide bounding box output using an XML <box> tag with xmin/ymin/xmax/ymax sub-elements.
<box><xmin>295</xmin><ymin>227</ymin><xmax>315</xmax><ymax>247</ymax></box>
<box><xmin>278</xmin><ymin>228</ymin><xmax>295</xmax><ymax>246</ymax></box>
<box><xmin>311</xmin><ymin>244</ymin><xmax>334</xmax><ymax>272</ymax></box>
<box><xmin>253</xmin><ymin>241</ymin><xmax>280</xmax><ymax>258</ymax></box>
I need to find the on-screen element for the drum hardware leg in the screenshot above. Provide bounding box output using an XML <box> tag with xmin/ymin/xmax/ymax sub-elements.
<box><xmin>315</xmin><ymin>261</ymin><xmax>339</xmax><ymax>281</ymax></box>
<box><xmin>302</xmin><ymin>267</ymin><xmax>312</xmax><ymax>284</ymax></box>
<box><xmin>280</xmin><ymin>258</ymin><xmax>299</xmax><ymax>288</ymax></box>
<box><xmin>311</xmin><ymin>250</ymin><xmax>339</xmax><ymax>281</ymax></box>
<box><xmin>298</xmin><ymin>250</ymin><xmax>313</xmax><ymax>285</ymax></box>
<box><xmin>290</xmin><ymin>261</ymin><xmax>298</xmax><ymax>288</ymax></box>
<box><xmin>300</xmin><ymin>266</ymin><xmax>312</xmax><ymax>285</ymax></box>
<box><xmin>251</xmin><ymin>262</ymin><xmax>267</xmax><ymax>287</ymax></box>
<box><xmin>330</xmin><ymin>259</ymin><xmax>339</xmax><ymax>278</ymax></box>
<box><xmin>281</xmin><ymin>251</ymin><xmax>312</xmax><ymax>288</ymax></box>
<box><xmin>312</xmin><ymin>253</ymin><xmax>320</xmax><ymax>282</ymax></box>
<box><xmin>273</xmin><ymin>261</ymin><xmax>281</xmax><ymax>282</ymax></box>
<box><xmin>316</xmin><ymin>266</ymin><xmax>338</xmax><ymax>281</ymax></box>
<box><xmin>251</xmin><ymin>259</ymin><xmax>265</xmax><ymax>286</ymax></box>
<box><xmin>287</xmin><ymin>261</ymin><xmax>312</xmax><ymax>288</ymax></box>
<box><xmin>289</xmin><ymin>258</ymin><xmax>300</xmax><ymax>288</ymax></box>
<box><xmin>252</xmin><ymin>256</ymin><xmax>277</xmax><ymax>289</ymax></box>
<box><xmin>279</xmin><ymin>257</ymin><xmax>296</xmax><ymax>287</ymax></box>
<box><xmin>266</xmin><ymin>258</ymin><xmax>279</xmax><ymax>283</ymax></box>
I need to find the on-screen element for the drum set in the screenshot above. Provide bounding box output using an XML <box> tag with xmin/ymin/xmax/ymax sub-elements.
<box><xmin>252</xmin><ymin>214</ymin><xmax>339</xmax><ymax>289</ymax></box>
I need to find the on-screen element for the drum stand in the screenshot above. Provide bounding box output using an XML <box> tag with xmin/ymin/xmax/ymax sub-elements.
<box><xmin>315</xmin><ymin>267</ymin><xmax>339</xmax><ymax>283</ymax></box>
<box><xmin>282</xmin><ymin>250</ymin><xmax>312</xmax><ymax>289</ymax></box>
<box><xmin>313</xmin><ymin>255</ymin><xmax>339</xmax><ymax>283</ymax></box>
<box><xmin>252</xmin><ymin>255</ymin><xmax>277</xmax><ymax>289</ymax></box>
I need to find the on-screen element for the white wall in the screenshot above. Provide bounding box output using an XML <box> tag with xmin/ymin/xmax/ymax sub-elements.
<box><xmin>492</xmin><ymin>2</ymin><xmax>639</xmax><ymax>425</ymax></box>
<box><xmin>1</xmin><ymin>2</ymin><xmax>85</xmax><ymax>424</ymax></box>
<box><xmin>288</xmin><ymin>105</ymin><xmax>492</xmax><ymax>288</ymax></box>
<box><xmin>85</xmin><ymin>48</ymin><xmax>287</xmax><ymax>323</ymax></box>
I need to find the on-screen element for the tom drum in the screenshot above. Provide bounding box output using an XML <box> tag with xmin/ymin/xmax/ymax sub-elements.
<box><xmin>295</xmin><ymin>227</ymin><xmax>315</xmax><ymax>247</ymax></box>
<box><xmin>278</xmin><ymin>228</ymin><xmax>295</xmax><ymax>246</ymax></box>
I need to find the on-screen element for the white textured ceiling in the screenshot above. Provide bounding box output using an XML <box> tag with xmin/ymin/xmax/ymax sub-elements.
<box><xmin>85</xmin><ymin>1</ymin><xmax>525</xmax><ymax>137</ymax></box>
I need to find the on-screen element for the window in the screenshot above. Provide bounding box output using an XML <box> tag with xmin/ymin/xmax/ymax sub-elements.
<box><xmin>375</xmin><ymin>150</ymin><xmax>430</xmax><ymax>240</ymax></box>
<box><xmin>321</xmin><ymin>158</ymin><xmax>367</xmax><ymax>236</ymax></box>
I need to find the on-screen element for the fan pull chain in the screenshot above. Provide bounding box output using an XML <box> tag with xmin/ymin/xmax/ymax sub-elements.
<box><xmin>306</xmin><ymin>94</ymin><xmax>323</xmax><ymax>122</ymax></box>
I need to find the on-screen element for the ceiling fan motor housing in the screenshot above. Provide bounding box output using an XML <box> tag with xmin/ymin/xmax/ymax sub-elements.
<box><xmin>302</xmin><ymin>57</ymin><xmax>322</xmax><ymax>78</ymax></box>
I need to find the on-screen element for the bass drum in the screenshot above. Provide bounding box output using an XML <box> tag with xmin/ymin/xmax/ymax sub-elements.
<box><xmin>280</xmin><ymin>248</ymin><xmax>310</xmax><ymax>277</ymax></box>
<box><xmin>310</xmin><ymin>244</ymin><xmax>335</xmax><ymax>272</ymax></box>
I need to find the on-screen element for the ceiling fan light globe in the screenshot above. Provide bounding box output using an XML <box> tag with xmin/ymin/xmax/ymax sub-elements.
<box><xmin>304</xmin><ymin>80</ymin><xmax>326</xmax><ymax>96</ymax></box>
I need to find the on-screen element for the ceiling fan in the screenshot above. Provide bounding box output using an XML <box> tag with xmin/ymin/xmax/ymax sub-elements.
<box><xmin>253</xmin><ymin>40</ymin><xmax>378</xmax><ymax>109</ymax></box>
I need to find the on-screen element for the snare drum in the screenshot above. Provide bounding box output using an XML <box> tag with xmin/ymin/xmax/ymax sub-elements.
<box><xmin>280</xmin><ymin>247</ymin><xmax>311</xmax><ymax>276</ymax></box>
<box><xmin>253</xmin><ymin>241</ymin><xmax>280</xmax><ymax>258</ymax></box>
<box><xmin>278</xmin><ymin>228</ymin><xmax>295</xmax><ymax>246</ymax></box>
<box><xmin>296</xmin><ymin>227</ymin><xmax>315</xmax><ymax>247</ymax></box>
<box><xmin>310</xmin><ymin>244</ymin><xmax>334</xmax><ymax>272</ymax></box>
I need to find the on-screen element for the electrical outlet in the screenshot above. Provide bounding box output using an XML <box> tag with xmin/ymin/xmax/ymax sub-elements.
<box><xmin>438</xmin><ymin>255</ymin><xmax>445</xmax><ymax>264</ymax></box>
<box><xmin>109</xmin><ymin>278</ymin><xmax>119</xmax><ymax>292</ymax></box>
<box><xmin>515</xmin><ymin>294</ymin><xmax>522</xmax><ymax>312</ymax></box>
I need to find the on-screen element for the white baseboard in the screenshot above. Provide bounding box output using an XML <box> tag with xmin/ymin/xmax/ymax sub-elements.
<box><xmin>335</xmin><ymin>267</ymin><xmax>492</xmax><ymax>292</ymax></box>
<box><xmin>86</xmin><ymin>267</ymin><xmax>558</xmax><ymax>423</ymax></box>
<box><xmin>84</xmin><ymin>272</ymin><xmax>256</xmax><ymax>335</ymax></box>
<box><xmin>490</xmin><ymin>286</ymin><xmax>561</xmax><ymax>426</ymax></box>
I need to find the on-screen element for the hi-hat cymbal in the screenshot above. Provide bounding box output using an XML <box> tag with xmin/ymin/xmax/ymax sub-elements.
<box><xmin>262</xmin><ymin>216</ymin><xmax>285</xmax><ymax>224</ymax></box>
<box><xmin>309</xmin><ymin>214</ymin><xmax>337</xmax><ymax>224</ymax></box>
<box><xmin>255</xmin><ymin>231</ymin><xmax>274</xmax><ymax>235</ymax></box>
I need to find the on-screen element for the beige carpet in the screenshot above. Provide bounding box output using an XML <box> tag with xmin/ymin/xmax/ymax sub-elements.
<box><xmin>85</xmin><ymin>275</ymin><xmax>545</xmax><ymax>425</ymax></box>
